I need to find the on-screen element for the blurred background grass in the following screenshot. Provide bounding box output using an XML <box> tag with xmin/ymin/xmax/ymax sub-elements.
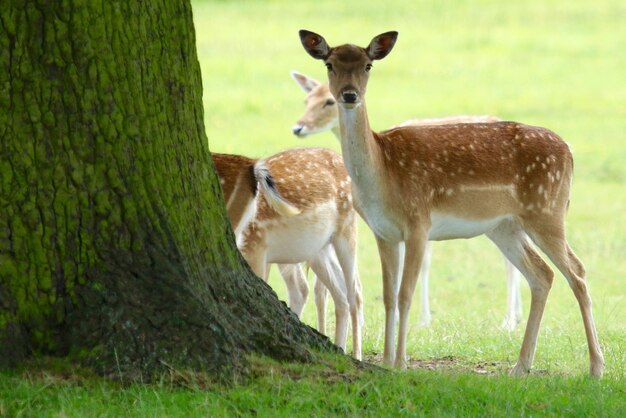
<box><xmin>194</xmin><ymin>0</ymin><xmax>625</xmax><ymax>376</ymax></box>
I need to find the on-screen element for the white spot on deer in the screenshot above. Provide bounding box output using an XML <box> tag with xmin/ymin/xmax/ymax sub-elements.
<box><xmin>537</xmin><ymin>185</ymin><xmax>544</xmax><ymax>194</ymax></box>
<box><xmin>526</xmin><ymin>203</ymin><xmax>534</xmax><ymax>210</ymax></box>
<box><xmin>541</xmin><ymin>163</ymin><xmax>547</xmax><ymax>169</ymax></box>
<box><xmin>446</xmin><ymin>189</ymin><xmax>454</xmax><ymax>196</ymax></box>
<box><xmin>399</xmin><ymin>160</ymin><xmax>405</xmax><ymax>167</ymax></box>
<box><xmin>526</xmin><ymin>166</ymin><xmax>532</xmax><ymax>173</ymax></box>
<box><xmin>556</xmin><ymin>170</ymin><xmax>561</xmax><ymax>180</ymax></box>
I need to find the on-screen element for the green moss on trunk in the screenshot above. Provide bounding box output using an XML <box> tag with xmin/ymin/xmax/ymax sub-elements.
<box><xmin>0</xmin><ymin>0</ymin><xmax>335</xmax><ymax>381</ymax></box>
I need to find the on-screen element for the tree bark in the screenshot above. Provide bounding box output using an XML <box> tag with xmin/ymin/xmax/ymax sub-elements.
<box><xmin>0</xmin><ymin>0</ymin><xmax>334</xmax><ymax>380</ymax></box>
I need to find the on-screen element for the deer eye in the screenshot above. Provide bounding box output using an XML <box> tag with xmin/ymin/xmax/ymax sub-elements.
<box><xmin>325</xmin><ymin>62</ymin><xmax>333</xmax><ymax>71</ymax></box>
<box><xmin>323</xmin><ymin>99</ymin><xmax>336</xmax><ymax>107</ymax></box>
<box><xmin>365</xmin><ymin>63</ymin><xmax>373</xmax><ymax>72</ymax></box>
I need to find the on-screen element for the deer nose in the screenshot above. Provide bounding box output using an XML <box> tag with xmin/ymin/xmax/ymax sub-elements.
<box><xmin>342</xmin><ymin>91</ymin><xmax>358</xmax><ymax>103</ymax></box>
<box><xmin>292</xmin><ymin>125</ymin><xmax>304</xmax><ymax>136</ymax></box>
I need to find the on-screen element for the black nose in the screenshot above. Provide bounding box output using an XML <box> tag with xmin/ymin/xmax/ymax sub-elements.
<box><xmin>342</xmin><ymin>91</ymin><xmax>357</xmax><ymax>103</ymax></box>
<box><xmin>292</xmin><ymin>126</ymin><xmax>303</xmax><ymax>135</ymax></box>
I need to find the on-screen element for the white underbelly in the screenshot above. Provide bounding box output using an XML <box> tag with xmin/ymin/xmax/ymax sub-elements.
<box><xmin>264</xmin><ymin>203</ymin><xmax>337</xmax><ymax>263</ymax></box>
<box><xmin>428</xmin><ymin>212</ymin><xmax>510</xmax><ymax>241</ymax></box>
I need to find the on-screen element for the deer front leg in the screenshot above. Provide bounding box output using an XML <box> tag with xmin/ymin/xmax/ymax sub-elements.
<box><xmin>375</xmin><ymin>237</ymin><xmax>401</xmax><ymax>366</ymax></box>
<box><xmin>395</xmin><ymin>232</ymin><xmax>428</xmax><ymax>369</ymax></box>
<box><xmin>418</xmin><ymin>241</ymin><xmax>433</xmax><ymax>327</ymax></box>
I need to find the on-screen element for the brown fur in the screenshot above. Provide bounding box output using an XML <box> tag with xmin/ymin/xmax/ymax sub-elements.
<box><xmin>211</xmin><ymin>152</ymin><xmax>258</xmax><ymax>231</ymax></box>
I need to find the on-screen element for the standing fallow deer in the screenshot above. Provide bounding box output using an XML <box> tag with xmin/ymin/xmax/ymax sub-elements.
<box><xmin>211</xmin><ymin>150</ymin><xmax>363</xmax><ymax>359</ymax></box>
<box><xmin>290</xmin><ymin>70</ymin><xmax>523</xmax><ymax>330</ymax></box>
<box><xmin>299</xmin><ymin>30</ymin><xmax>604</xmax><ymax>377</ymax></box>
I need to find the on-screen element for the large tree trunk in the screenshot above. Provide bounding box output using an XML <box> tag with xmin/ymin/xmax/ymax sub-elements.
<box><xmin>0</xmin><ymin>0</ymin><xmax>334</xmax><ymax>380</ymax></box>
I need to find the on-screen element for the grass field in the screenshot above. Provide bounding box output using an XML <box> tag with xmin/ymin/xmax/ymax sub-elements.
<box><xmin>2</xmin><ymin>0</ymin><xmax>625</xmax><ymax>416</ymax></box>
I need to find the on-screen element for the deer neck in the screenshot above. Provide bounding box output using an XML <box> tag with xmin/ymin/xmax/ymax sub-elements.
<box><xmin>337</xmin><ymin>102</ymin><xmax>383</xmax><ymax>183</ymax></box>
<box><xmin>337</xmin><ymin>102</ymin><xmax>403</xmax><ymax>241</ymax></box>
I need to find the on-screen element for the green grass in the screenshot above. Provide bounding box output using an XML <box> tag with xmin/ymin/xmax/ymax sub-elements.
<box><xmin>2</xmin><ymin>356</ymin><xmax>625</xmax><ymax>416</ymax></box>
<box><xmin>3</xmin><ymin>0</ymin><xmax>625</xmax><ymax>415</ymax></box>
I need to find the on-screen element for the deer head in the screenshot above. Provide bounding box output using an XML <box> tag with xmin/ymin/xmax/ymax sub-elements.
<box><xmin>299</xmin><ymin>30</ymin><xmax>398</xmax><ymax>109</ymax></box>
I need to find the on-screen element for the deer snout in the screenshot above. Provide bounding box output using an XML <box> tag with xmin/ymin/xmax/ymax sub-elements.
<box><xmin>292</xmin><ymin>124</ymin><xmax>305</xmax><ymax>137</ymax></box>
<box><xmin>341</xmin><ymin>90</ymin><xmax>358</xmax><ymax>104</ymax></box>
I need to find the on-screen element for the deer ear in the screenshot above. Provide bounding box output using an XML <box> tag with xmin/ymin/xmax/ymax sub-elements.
<box><xmin>299</xmin><ymin>30</ymin><xmax>330</xmax><ymax>60</ymax></box>
<box><xmin>366</xmin><ymin>31</ymin><xmax>398</xmax><ymax>60</ymax></box>
<box><xmin>290</xmin><ymin>70</ymin><xmax>320</xmax><ymax>93</ymax></box>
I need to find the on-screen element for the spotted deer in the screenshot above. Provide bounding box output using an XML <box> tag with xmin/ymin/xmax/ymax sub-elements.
<box><xmin>290</xmin><ymin>70</ymin><xmax>523</xmax><ymax>330</ymax></box>
<box><xmin>212</xmin><ymin>150</ymin><xmax>363</xmax><ymax>359</ymax></box>
<box><xmin>299</xmin><ymin>30</ymin><xmax>604</xmax><ymax>377</ymax></box>
<box><xmin>211</xmin><ymin>153</ymin><xmax>311</xmax><ymax>319</ymax></box>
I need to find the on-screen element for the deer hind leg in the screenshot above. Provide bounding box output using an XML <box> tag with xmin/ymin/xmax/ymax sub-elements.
<box><xmin>309</xmin><ymin>246</ymin><xmax>350</xmax><ymax>353</ymax></box>
<box><xmin>418</xmin><ymin>241</ymin><xmax>433</xmax><ymax>327</ymax></box>
<box><xmin>238</xmin><ymin>221</ymin><xmax>270</xmax><ymax>279</ymax></box>
<box><xmin>486</xmin><ymin>220</ymin><xmax>554</xmax><ymax>375</ymax></box>
<box><xmin>354</xmin><ymin>270</ymin><xmax>364</xmax><ymax>328</ymax></box>
<box><xmin>523</xmin><ymin>218</ymin><xmax>604</xmax><ymax>378</ymax></box>
<box><xmin>501</xmin><ymin>259</ymin><xmax>523</xmax><ymax>331</ymax></box>
<box><xmin>332</xmin><ymin>235</ymin><xmax>362</xmax><ymax>361</ymax></box>
<box><xmin>375</xmin><ymin>237</ymin><xmax>401</xmax><ymax>366</ymax></box>
<box><xmin>395</xmin><ymin>232</ymin><xmax>429</xmax><ymax>369</ymax></box>
<box><xmin>313</xmin><ymin>273</ymin><xmax>328</xmax><ymax>334</ymax></box>
<box><xmin>277</xmin><ymin>264</ymin><xmax>309</xmax><ymax>317</ymax></box>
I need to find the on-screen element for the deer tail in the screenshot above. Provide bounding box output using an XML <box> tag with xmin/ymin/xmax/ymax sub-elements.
<box><xmin>253</xmin><ymin>161</ymin><xmax>301</xmax><ymax>217</ymax></box>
